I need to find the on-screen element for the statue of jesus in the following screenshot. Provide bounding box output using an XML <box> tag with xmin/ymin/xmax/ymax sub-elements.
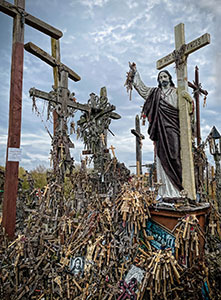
<box><xmin>126</xmin><ymin>62</ymin><xmax>183</xmax><ymax>199</ymax></box>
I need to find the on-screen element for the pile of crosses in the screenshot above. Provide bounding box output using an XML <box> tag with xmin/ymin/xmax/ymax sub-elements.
<box><xmin>172</xmin><ymin>215</ymin><xmax>205</xmax><ymax>265</ymax></box>
<box><xmin>1</xmin><ymin>173</ymin><xmax>220</xmax><ymax>300</ymax></box>
<box><xmin>1</xmin><ymin>84</ymin><xmax>221</xmax><ymax>299</ymax></box>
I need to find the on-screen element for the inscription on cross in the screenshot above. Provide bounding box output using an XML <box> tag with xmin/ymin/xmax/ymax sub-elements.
<box><xmin>156</xmin><ymin>23</ymin><xmax>210</xmax><ymax>200</ymax></box>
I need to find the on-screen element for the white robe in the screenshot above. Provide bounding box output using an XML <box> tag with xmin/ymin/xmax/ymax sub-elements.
<box><xmin>133</xmin><ymin>71</ymin><xmax>181</xmax><ymax>198</ymax></box>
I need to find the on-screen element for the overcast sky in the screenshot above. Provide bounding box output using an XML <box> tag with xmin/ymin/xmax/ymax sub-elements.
<box><xmin>0</xmin><ymin>0</ymin><xmax>220</xmax><ymax>172</ymax></box>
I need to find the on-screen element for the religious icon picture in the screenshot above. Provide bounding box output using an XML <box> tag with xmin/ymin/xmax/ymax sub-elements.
<box><xmin>125</xmin><ymin>264</ymin><xmax>145</xmax><ymax>285</ymax></box>
<box><xmin>145</xmin><ymin>220</ymin><xmax>175</xmax><ymax>253</ymax></box>
<box><xmin>69</xmin><ymin>256</ymin><xmax>84</xmax><ymax>276</ymax></box>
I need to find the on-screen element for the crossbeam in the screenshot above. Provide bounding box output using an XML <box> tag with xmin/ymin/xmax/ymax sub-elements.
<box><xmin>0</xmin><ymin>0</ymin><xmax>62</xmax><ymax>39</ymax></box>
<box><xmin>131</xmin><ymin>129</ymin><xmax>145</xmax><ymax>140</ymax></box>
<box><xmin>29</xmin><ymin>88</ymin><xmax>121</xmax><ymax>119</ymax></box>
<box><xmin>156</xmin><ymin>33</ymin><xmax>210</xmax><ymax>70</ymax></box>
<box><xmin>25</xmin><ymin>42</ymin><xmax>81</xmax><ymax>82</ymax></box>
<box><xmin>29</xmin><ymin>88</ymin><xmax>90</xmax><ymax>112</ymax></box>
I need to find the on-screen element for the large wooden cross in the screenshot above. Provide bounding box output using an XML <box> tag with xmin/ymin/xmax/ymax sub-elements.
<box><xmin>24</xmin><ymin>42</ymin><xmax>84</xmax><ymax>177</ymax></box>
<box><xmin>131</xmin><ymin>115</ymin><xmax>145</xmax><ymax>175</ymax></box>
<box><xmin>188</xmin><ymin>66</ymin><xmax>208</xmax><ymax>146</ymax></box>
<box><xmin>156</xmin><ymin>23</ymin><xmax>210</xmax><ymax>200</ymax></box>
<box><xmin>0</xmin><ymin>0</ymin><xmax>62</xmax><ymax>238</ymax></box>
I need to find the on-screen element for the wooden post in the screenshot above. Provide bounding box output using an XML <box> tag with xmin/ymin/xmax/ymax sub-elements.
<box><xmin>194</xmin><ymin>66</ymin><xmax>201</xmax><ymax>146</ymax></box>
<box><xmin>188</xmin><ymin>66</ymin><xmax>208</xmax><ymax>146</ymax></box>
<box><xmin>175</xmin><ymin>23</ymin><xmax>196</xmax><ymax>200</ymax></box>
<box><xmin>211</xmin><ymin>166</ymin><xmax>216</xmax><ymax>202</ymax></box>
<box><xmin>156</xmin><ymin>23</ymin><xmax>210</xmax><ymax>200</ymax></box>
<box><xmin>2</xmin><ymin>0</ymin><xmax>25</xmax><ymax>239</ymax></box>
<box><xmin>51</xmin><ymin>38</ymin><xmax>60</xmax><ymax>134</ymax></box>
<box><xmin>131</xmin><ymin>115</ymin><xmax>145</xmax><ymax>175</ymax></box>
<box><xmin>24</xmin><ymin>42</ymin><xmax>83</xmax><ymax>184</ymax></box>
<box><xmin>136</xmin><ymin>115</ymin><xmax>142</xmax><ymax>175</ymax></box>
<box><xmin>1</xmin><ymin>0</ymin><xmax>63</xmax><ymax>238</ymax></box>
<box><xmin>100</xmin><ymin>87</ymin><xmax>108</xmax><ymax>148</ymax></box>
<box><xmin>60</xmin><ymin>70</ymin><xmax>69</xmax><ymax>116</ymax></box>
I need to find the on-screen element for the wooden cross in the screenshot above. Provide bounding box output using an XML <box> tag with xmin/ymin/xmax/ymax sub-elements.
<box><xmin>156</xmin><ymin>23</ymin><xmax>210</xmax><ymax>200</ymax></box>
<box><xmin>79</xmin><ymin>87</ymin><xmax>120</xmax><ymax>160</ymax></box>
<box><xmin>1</xmin><ymin>0</ymin><xmax>62</xmax><ymax>238</ymax></box>
<box><xmin>209</xmin><ymin>221</ymin><xmax>217</xmax><ymax>236</ymax></box>
<box><xmin>25</xmin><ymin>42</ymin><xmax>84</xmax><ymax>182</ymax></box>
<box><xmin>109</xmin><ymin>145</ymin><xmax>116</xmax><ymax>158</ymax></box>
<box><xmin>131</xmin><ymin>115</ymin><xmax>145</xmax><ymax>175</ymax></box>
<box><xmin>24</xmin><ymin>42</ymin><xmax>84</xmax><ymax>108</ymax></box>
<box><xmin>182</xmin><ymin>215</ymin><xmax>190</xmax><ymax>239</ymax></box>
<box><xmin>175</xmin><ymin>226</ymin><xmax>183</xmax><ymax>242</ymax></box>
<box><xmin>59</xmin><ymin>143</ymin><xmax>65</xmax><ymax>160</ymax></box>
<box><xmin>100</xmin><ymin>133</ymin><xmax>106</xmax><ymax>146</ymax></box>
<box><xmin>118</xmin><ymin>262</ymin><xmax>127</xmax><ymax>280</ymax></box>
<box><xmin>188</xmin><ymin>66</ymin><xmax>208</xmax><ymax>146</ymax></box>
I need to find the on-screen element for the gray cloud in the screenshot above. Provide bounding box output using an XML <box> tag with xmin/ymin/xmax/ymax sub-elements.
<box><xmin>0</xmin><ymin>0</ymin><xmax>220</xmax><ymax>172</ymax></box>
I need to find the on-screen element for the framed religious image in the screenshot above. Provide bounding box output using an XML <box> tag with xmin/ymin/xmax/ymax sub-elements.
<box><xmin>145</xmin><ymin>219</ymin><xmax>175</xmax><ymax>253</ymax></box>
<box><xmin>125</xmin><ymin>264</ymin><xmax>145</xmax><ymax>285</ymax></box>
<box><xmin>69</xmin><ymin>256</ymin><xmax>84</xmax><ymax>276</ymax></box>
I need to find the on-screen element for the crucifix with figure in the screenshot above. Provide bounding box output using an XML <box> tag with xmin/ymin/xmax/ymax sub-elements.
<box><xmin>156</xmin><ymin>23</ymin><xmax>210</xmax><ymax>200</ymax></box>
<box><xmin>126</xmin><ymin>23</ymin><xmax>210</xmax><ymax>201</ymax></box>
<box><xmin>0</xmin><ymin>0</ymin><xmax>63</xmax><ymax>238</ymax></box>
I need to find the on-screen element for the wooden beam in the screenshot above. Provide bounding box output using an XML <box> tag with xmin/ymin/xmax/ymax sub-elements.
<box><xmin>156</xmin><ymin>33</ymin><xmax>210</xmax><ymax>70</ymax></box>
<box><xmin>24</xmin><ymin>42</ymin><xmax>57</xmax><ymax>67</ymax></box>
<box><xmin>2</xmin><ymin>0</ymin><xmax>25</xmax><ymax>239</ymax></box>
<box><xmin>131</xmin><ymin>129</ymin><xmax>145</xmax><ymax>140</ymax></box>
<box><xmin>175</xmin><ymin>23</ymin><xmax>196</xmax><ymax>200</ymax></box>
<box><xmin>51</xmin><ymin>38</ymin><xmax>60</xmax><ymax>134</ymax></box>
<box><xmin>0</xmin><ymin>0</ymin><xmax>63</xmax><ymax>39</ymax></box>
<box><xmin>29</xmin><ymin>88</ymin><xmax>90</xmax><ymax>112</ymax></box>
<box><xmin>136</xmin><ymin>114</ymin><xmax>142</xmax><ymax>175</ymax></box>
<box><xmin>25</xmin><ymin>14</ymin><xmax>62</xmax><ymax>40</ymax></box>
<box><xmin>188</xmin><ymin>66</ymin><xmax>208</xmax><ymax>146</ymax></box>
<box><xmin>24</xmin><ymin>42</ymin><xmax>81</xmax><ymax>82</ymax></box>
<box><xmin>0</xmin><ymin>0</ymin><xmax>16</xmax><ymax>17</ymax></box>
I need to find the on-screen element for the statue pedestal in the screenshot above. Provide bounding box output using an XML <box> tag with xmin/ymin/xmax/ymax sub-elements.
<box><xmin>149</xmin><ymin>203</ymin><xmax>210</xmax><ymax>254</ymax></box>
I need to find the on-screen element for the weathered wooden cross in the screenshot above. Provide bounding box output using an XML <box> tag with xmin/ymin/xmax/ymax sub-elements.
<box><xmin>188</xmin><ymin>66</ymin><xmax>208</xmax><ymax>146</ymax></box>
<box><xmin>131</xmin><ymin>115</ymin><xmax>145</xmax><ymax>175</ymax></box>
<box><xmin>156</xmin><ymin>23</ymin><xmax>210</xmax><ymax>200</ymax></box>
<box><xmin>24</xmin><ymin>42</ymin><xmax>85</xmax><ymax>178</ymax></box>
<box><xmin>78</xmin><ymin>88</ymin><xmax>121</xmax><ymax>155</ymax></box>
<box><xmin>0</xmin><ymin>0</ymin><xmax>62</xmax><ymax>238</ymax></box>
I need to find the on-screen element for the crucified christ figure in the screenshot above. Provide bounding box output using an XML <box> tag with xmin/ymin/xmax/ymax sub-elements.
<box><xmin>126</xmin><ymin>62</ymin><xmax>184</xmax><ymax>199</ymax></box>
